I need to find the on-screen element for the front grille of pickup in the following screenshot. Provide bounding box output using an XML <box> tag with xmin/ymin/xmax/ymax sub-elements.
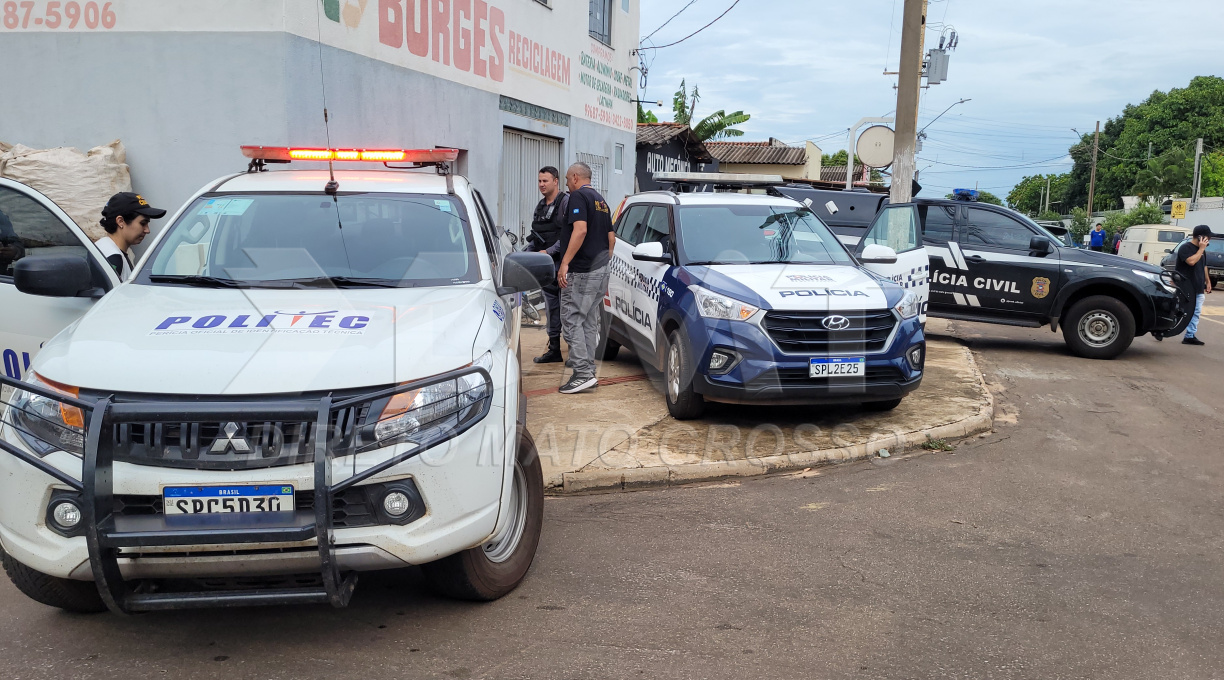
<box><xmin>112</xmin><ymin>488</ymin><xmax>377</xmax><ymax>528</ymax></box>
<box><xmin>761</xmin><ymin>310</ymin><xmax>897</xmax><ymax>354</ymax></box>
<box><xmin>109</xmin><ymin>405</ymin><xmax>370</xmax><ymax>470</ymax></box>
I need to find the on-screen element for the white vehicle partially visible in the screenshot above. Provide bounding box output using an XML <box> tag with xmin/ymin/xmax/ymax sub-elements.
<box><xmin>0</xmin><ymin>147</ymin><xmax>555</xmax><ymax>613</ymax></box>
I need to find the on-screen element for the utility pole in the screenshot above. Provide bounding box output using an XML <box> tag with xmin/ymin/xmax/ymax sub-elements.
<box><xmin>889</xmin><ymin>0</ymin><xmax>926</xmax><ymax>204</ymax></box>
<box><xmin>1191</xmin><ymin>137</ymin><xmax>1204</xmax><ymax>209</ymax></box>
<box><xmin>1147</xmin><ymin>141</ymin><xmax>1153</xmax><ymax>160</ymax></box>
<box><xmin>1085</xmin><ymin>121</ymin><xmax>1100</xmax><ymax>217</ymax></box>
<box><xmin>1044</xmin><ymin>175</ymin><xmax>1051</xmax><ymax>213</ymax></box>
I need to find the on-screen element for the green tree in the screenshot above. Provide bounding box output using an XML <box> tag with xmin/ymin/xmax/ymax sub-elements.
<box><xmin>671</xmin><ymin>79</ymin><xmax>751</xmax><ymax>141</ymax></box>
<box><xmin>1007</xmin><ymin>173</ymin><xmax>1070</xmax><ymax>215</ymax></box>
<box><xmin>945</xmin><ymin>191</ymin><xmax>1003</xmax><ymax>206</ymax></box>
<box><xmin>1200</xmin><ymin>152</ymin><xmax>1224</xmax><ymax>197</ymax></box>
<box><xmin>1037</xmin><ymin>209</ymin><xmax>1063</xmax><ymax>221</ymax></box>
<box><xmin>637</xmin><ymin>104</ymin><xmax>658</xmax><ymax>124</ymax></box>
<box><xmin>1132</xmin><ymin>148</ymin><xmax>1193</xmax><ymax>198</ymax></box>
<box><xmin>1069</xmin><ymin>207</ymin><xmax>1092</xmax><ymax>242</ymax></box>
<box><xmin>1065</xmin><ymin>75</ymin><xmax>1224</xmax><ymax>210</ymax></box>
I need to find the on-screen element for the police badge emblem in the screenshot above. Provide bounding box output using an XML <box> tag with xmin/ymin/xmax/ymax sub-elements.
<box><xmin>1031</xmin><ymin>277</ymin><xmax>1050</xmax><ymax>299</ymax></box>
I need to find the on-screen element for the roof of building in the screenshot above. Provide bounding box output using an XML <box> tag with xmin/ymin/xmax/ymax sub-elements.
<box><xmin>705</xmin><ymin>141</ymin><xmax>807</xmax><ymax>165</ymax></box>
<box><xmin>635</xmin><ymin>123</ymin><xmax>714</xmax><ymax>162</ymax></box>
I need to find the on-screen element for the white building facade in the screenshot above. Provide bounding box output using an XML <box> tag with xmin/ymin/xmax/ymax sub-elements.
<box><xmin>0</xmin><ymin>0</ymin><xmax>639</xmax><ymax>238</ymax></box>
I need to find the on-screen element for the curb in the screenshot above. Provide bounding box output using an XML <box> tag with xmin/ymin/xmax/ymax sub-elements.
<box><xmin>551</xmin><ymin>345</ymin><xmax>996</xmax><ymax>494</ymax></box>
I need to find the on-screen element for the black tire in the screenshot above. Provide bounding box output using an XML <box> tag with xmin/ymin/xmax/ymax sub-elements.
<box><xmin>663</xmin><ymin>329</ymin><xmax>704</xmax><ymax>420</ymax></box>
<box><xmin>1061</xmin><ymin>295</ymin><xmax>1136</xmax><ymax>360</ymax></box>
<box><xmin>1</xmin><ymin>550</ymin><xmax>106</xmax><ymax>613</ymax></box>
<box><xmin>422</xmin><ymin>429</ymin><xmax>544</xmax><ymax>601</ymax></box>
<box><xmin>602</xmin><ymin>338</ymin><xmax>621</xmax><ymax>361</ymax></box>
<box><xmin>862</xmin><ymin>398</ymin><xmax>903</xmax><ymax>411</ymax></box>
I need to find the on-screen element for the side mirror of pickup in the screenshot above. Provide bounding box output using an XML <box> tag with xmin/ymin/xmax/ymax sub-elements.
<box><xmin>14</xmin><ymin>254</ymin><xmax>97</xmax><ymax>298</ymax></box>
<box><xmin>631</xmin><ymin>242</ymin><xmax>671</xmax><ymax>263</ymax></box>
<box><xmin>497</xmin><ymin>251</ymin><xmax>555</xmax><ymax>295</ymax></box>
<box><xmin>1029</xmin><ymin>236</ymin><xmax>1053</xmax><ymax>256</ymax></box>
<box><xmin>859</xmin><ymin>243</ymin><xmax>898</xmax><ymax>265</ymax></box>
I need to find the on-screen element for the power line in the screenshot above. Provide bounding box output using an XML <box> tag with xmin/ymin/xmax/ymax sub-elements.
<box><xmin>917</xmin><ymin>153</ymin><xmax>1071</xmax><ymax>170</ymax></box>
<box><xmin>638</xmin><ymin>0</ymin><xmax>742</xmax><ymax>50</ymax></box>
<box><xmin>642</xmin><ymin>0</ymin><xmax>699</xmax><ymax>41</ymax></box>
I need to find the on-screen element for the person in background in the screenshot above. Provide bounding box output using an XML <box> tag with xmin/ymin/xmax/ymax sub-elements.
<box><xmin>0</xmin><ymin>209</ymin><xmax>25</xmax><ymax>276</ymax></box>
<box><xmin>1112</xmin><ymin>231</ymin><xmax>1123</xmax><ymax>254</ymax></box>
<box><xmin>96</xmin><ymin>192</ymin><xmax>166</xmax><ymax>278</ymax></box>
<box><xmin>1176</xmin><ymin>225</ymin><xmax>1214</xmax><ymax>346</ymax></box>
<box><xmin>556</xmin><ymin>162</ymin><xmax>614</xmax><ymax>395</ymax></box>
<box><xmin>527</xmin><ymin>166</ymin><xmax>569</xmax><ymax>364</ymax></box>
<box><xmin>1089</xmin><ymin>223</ymin><xmax>1106</xmax><ymax>251</ymax></box>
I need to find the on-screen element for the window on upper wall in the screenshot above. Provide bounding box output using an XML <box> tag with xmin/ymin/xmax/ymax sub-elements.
<box><xmin>614</xmin><ymin>144</ymin><xmax>624</xmax><ymax>173</ymax></box>
<box><xmin>621</xmin><ymin>0</ymin><xmax>630</xmax><ymax>12</ymax></box>
<box><xmin>590</xmin><ymin>0</ymin><xmax>612</xmax><ymax>44</ymax></box>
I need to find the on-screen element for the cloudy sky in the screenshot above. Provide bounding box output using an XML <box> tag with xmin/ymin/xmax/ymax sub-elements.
<box><xmin>637</xmin><ymin>0</ymin><xmax>1224</xmax><ymax>202</ymax></box>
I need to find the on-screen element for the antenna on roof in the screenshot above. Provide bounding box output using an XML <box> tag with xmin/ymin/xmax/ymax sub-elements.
<box><xmin>314</xmin><ymin>2</ymin><xmax>339</xmax><ymax>196</ymax></box>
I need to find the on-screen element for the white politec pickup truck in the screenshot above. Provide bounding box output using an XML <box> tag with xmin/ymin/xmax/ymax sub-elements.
<box><xmin>0</xmin><ymin>148</ymin><xmax>555</xmax><ymax>613</ymax></box>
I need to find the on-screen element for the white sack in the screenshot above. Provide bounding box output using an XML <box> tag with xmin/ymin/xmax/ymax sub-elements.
<box><xmin>0</xmin><ymin>140</ymin><xmax>132</xmax><ymax>242</ymax></box>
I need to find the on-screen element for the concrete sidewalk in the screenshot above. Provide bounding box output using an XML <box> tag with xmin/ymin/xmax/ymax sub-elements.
<box><xmin>520</xmin><ymin>320</ymin><xmax>993</xmax><ymax>493</ymax></box>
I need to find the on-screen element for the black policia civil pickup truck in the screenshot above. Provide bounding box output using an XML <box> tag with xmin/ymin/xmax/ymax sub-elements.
<box><xmin>773</xmin><ymin>186</ymin><xmax>1186</xmax><ymax>360</ymax></box>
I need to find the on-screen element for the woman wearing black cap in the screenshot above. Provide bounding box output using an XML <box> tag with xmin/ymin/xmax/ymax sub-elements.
<box><xmin>96</xmin><ymin>192</ymin><xmax>167</xmax><ymax>278</ymax></box>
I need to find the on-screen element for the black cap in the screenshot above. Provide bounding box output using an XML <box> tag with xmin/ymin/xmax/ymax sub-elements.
<box><xmin>1193</xmin><ymin>224</ymin><xmax>1214</xmax><ymax>238</ymax></box>
<box><xmin>102</xmin><ymin>192</ymin><xmax>166</xmax><ymax>220</ymax></box>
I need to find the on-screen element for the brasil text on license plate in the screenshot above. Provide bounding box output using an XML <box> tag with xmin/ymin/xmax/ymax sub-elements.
<box><xmin>163</xmin><ymin>485</ymin><xmax>295</xmax><ymax>515</ymax></box>
<box><xmin>809</xmin><ymin>357</ymin><xmax>865</xmax><ymax>377</ymax></box>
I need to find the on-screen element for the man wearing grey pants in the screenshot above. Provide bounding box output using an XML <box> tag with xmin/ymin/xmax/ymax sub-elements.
<box><xmin>557</xmin><ymin>162</ymin><xmax>616</xmax><ymax>394</ymax></box>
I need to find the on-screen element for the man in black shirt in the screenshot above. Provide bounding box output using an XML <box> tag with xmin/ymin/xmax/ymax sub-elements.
<box><xmin>556</xmin><ymin>162</ymin><xmax>615</xmax><ymax>394</ymax></box>
<box><xmin>1176</xmin><ymin>224</ymin><xmax>1214</xmax><ymax>345</ymax></box>
<box><xmin>527</xmin><ymin>166</ymin><xmax>568</xmax><ymax>363</ymax></box>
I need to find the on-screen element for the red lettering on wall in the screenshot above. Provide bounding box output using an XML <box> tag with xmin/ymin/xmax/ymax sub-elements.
<box><xmin>406</xmin><ymin>0</ymin><xmax>429</xmax><ymax>56</ymax></box>
<box><xmin>431</xmin><ymin>0</ymin><xmax>450</xmax><ymax>65</ymax></box>
<box><xmin>473</xmin><ymin>0</ymin><xmax>487</xmax><ymax>77</ymax></box>
<box><xmin>488</xmin><ymin>5</ymin><xmax>504</xmax><ymax>82</ymax></box>
<box><xmin>378</xmin><ymin>0</ymin><xmax>403</xmax><ymax>48</ymax></box>
<box><xmin>453</xmin><ymin>0</ymin><xmax>471</xmax><ymax>72</ymax></box>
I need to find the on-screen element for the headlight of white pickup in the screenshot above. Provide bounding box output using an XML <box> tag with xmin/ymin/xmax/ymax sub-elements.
<box><xmin>690</xmin><ymin>284</ymin><xmax>760</xmax><ymax>321</ymax></box>
<box><xmin>893</xmin><ymin>291</ymin><xmax>922</xmax><ymax>319</ymax></box>
<box><xmin>362</xmin><ymin>352</ymin><xmax>493</xmax><ymax>452</ymax></box>
<box><xmin>1133</xmin><ymin>269</ymin><xmax>1178</xmax><ymax>293</ymax></box>
<box><xmin>2</xmin><ymin>374</ymin><xmax>86</xmax><ymax>457</ymax></box>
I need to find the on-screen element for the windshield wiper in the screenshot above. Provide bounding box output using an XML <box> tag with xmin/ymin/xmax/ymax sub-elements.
<box><xmin>148</xmin><ymin>274</ymin><xmax>249</xmax><ymax>288</ymax></box>
<box><xmin>288</xmin><ymin>276</ymin><xmax>402</xmax><ymax>289</ymax></box>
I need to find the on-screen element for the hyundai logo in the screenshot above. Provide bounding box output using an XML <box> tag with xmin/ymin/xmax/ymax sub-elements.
<box><xmin>822</xmin><ymin>315</ymin><xmax>851</xmax><ymax>331</ymax></box>
<box><xmin>211</xmin><ymin>422</ymin><xmax>252</xmax><ymax>454</ymax></box>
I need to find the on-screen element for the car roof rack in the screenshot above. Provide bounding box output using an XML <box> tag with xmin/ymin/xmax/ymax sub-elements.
<box><xmin>653</xmin><ymin>171</ymin><xmax>785</xmax><ymax>193</ymax></box>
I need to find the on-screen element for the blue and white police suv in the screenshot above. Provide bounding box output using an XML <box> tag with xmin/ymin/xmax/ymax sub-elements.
<box><xmin>0</xmin><ymin>147</ymin><xmax>556</xmax><ymax>613</ymax></box>
<box><xmin>603</xmin><ymin>173</ymin><xmax>930</xmax><ymax>420</ymax></box>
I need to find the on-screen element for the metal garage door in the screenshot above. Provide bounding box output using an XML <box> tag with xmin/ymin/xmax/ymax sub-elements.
<box><xmin>500</xmin><ymin>129</ymin><xmax>562</xmax><ymax>241</ymax></box>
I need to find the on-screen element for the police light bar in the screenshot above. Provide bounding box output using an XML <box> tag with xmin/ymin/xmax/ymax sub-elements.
<box><xmin>952</xmin><ymin>188</ymin><xmax>980</xmax><ymax>202</ymax></box>
<box><xmin>241</xmin><ymin>146</ymin><xmax>460</xmax><ymax>163</ymax></box>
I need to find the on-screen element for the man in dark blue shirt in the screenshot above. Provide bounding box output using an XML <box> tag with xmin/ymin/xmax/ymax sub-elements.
<box><xmin>1176</xmin><ymin>225</ymin><xmax>1214</xmax><ymax>345</ymax></box>
<box><xmin>556</xmin><ymin>162</ymin><xmax>615</xmax><ymax>394</ymax></box>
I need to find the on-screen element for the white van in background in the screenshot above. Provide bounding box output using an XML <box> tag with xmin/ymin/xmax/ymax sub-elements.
<box><xmin>1116</xmin><ymin>224</ymin><xmax>1191</xmax><ymax>263</ymax></box>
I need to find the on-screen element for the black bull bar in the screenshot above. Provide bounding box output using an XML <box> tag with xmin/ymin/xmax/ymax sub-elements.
<box><xmin>0</xmin><ymin>367</ymin><xmax>492</xmax><ymax>613</ymax></box>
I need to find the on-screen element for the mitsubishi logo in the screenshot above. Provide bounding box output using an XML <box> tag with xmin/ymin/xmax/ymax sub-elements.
<box><xmin>211</xmin><ymin>422</ymin><xmax>252</xmax><ymax>454</ymax></box>
<box><xmin>822</xmin><ymin>315</ymin><xmax>851</xmax><ymax>331</ymax></box>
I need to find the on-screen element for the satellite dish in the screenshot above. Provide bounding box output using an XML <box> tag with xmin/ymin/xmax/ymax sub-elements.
<box><xmin>856</xmin><ymin>125</ymin><xmax>895</xmax><ymax>169</ymax></box>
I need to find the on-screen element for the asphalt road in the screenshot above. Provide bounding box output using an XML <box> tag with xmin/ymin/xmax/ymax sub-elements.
<box><xmin>2</xmin><ymin>320</ymin><xmax>1222</xmax><ymax>679</ymax></box>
